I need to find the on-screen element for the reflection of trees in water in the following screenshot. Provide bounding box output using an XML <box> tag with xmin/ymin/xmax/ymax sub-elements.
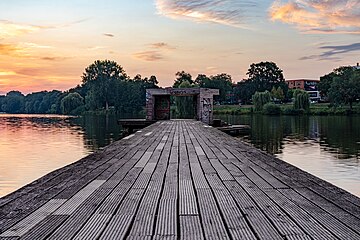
<box><xmin>214</xmin><ymin>114</ymin><xmax>360</xmax><ymax>159</ymax></box>
<box><xmin>70</xmin><ymin>115</ymin><xmax>124</xmax><ymax>151</ymax></box>
<box><xmin>317</xmin><ymin>116</ymin><xmax>360</xmax><ymax>159</ymax></box>
<box><xmin>247</xmin><ymin>115</ymin><xmax>286</xmax><ymax>154</ymax></box>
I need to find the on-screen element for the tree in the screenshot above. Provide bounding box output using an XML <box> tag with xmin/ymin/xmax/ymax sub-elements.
<box><xmin>234</xmin><ymin>81</ymin><xmax>255</xmax><ymax>104</ymax></box>
<box><xmin>252</xmin><ymin>91</ymin><xmax>271</xmax><ymax>111</ymax></box>
<box><xmin>246</xmin><ymin>61</ymin><xmax>287</xmax><ymax>93</ymax></box>
<box><xmin>175</xmin><ymin>81</ymin><xmax>195</xmax><ymax>118</ymax></box>
<box><xmin>194</xmin><ymin>74</ymin><xmax>210</xmax><ymax>86</ymax></box>
<box><xmin>82</xmin><ymin>60</ymin><xmax>128</xmax><ymax>110</ymax></box>
<box><xmin>173</xmin><ymin>71</ymin><xmax>193</xmax><ymax>88</ymax></box>
<box><xmin>328</xmin><ymin>69</ymin><xmax>360</xmax><ymax>109</ymax></box>
<box><xmin>271</xmin><ymin>86</ymin><xmax>284</xmax><ymax>102</ymax></box>
<box><xmin>3</xmin><ymin>91</ymin><xmax>25</xmax><ymax>113</ymax></box>
<box><xmin>319</xmin><ymin>66</ymin><xmax>353</xmax><ymax>98</ymax></box>
<box><xmin>196</xmin><ymin>73</ymin><xmax>233</xmax><ymax>103</ymax></box>
<box><xmin>293</xmin><ymin>90</ymin><xmax>310</xmax><ymax>111</ymax></box>
<box><xmin>61</xmin><ymin>92</ymin><xmax>84</xmax><ymax>114</ymax></box>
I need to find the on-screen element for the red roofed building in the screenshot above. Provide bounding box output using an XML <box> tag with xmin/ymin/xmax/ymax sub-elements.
<box><xmin>286</xmin><ymin>79</ymin><xmax>320</xmax><ymax>101</ymax></box>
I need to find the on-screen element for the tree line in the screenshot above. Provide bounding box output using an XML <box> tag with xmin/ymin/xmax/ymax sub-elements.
<box><xmin>0</xmin><ymin>60</ymin><xmax>359</xmax><ymax>115</ymax></box>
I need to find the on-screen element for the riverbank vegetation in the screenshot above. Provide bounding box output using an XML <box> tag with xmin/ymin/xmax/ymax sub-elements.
<box><xmin>0</xmin><ymin>60</ymin><xmax>359</xmax><ymax>116</ymax></box>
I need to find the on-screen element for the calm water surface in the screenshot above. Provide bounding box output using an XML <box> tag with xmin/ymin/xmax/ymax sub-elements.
<box><xmin>216</xmin><ymin>114</ymin><xmax>360</xmax><ymax>197</ymax></box>
<box><xmin>0</xmin><ymin>114</ymin><xmax>123</xmax><ymax>197</ymax></box>
<box><xmin>0</xmin><ymin>114</ymin><xmax>359</xmax><ymax>198</ymax></box>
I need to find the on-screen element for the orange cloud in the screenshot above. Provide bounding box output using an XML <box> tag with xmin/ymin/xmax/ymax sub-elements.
<box><xmin>0</xmin><ymin>20</ymin><xmax>48</xmax><ymax>38</ymax></box>
<box><xmin>270</xmin><ymin>0</ymin><xmax>360</xmax><ymax>33</ymax></box>
<box><xmin>0</xmin><ymin>43</ymin><xmax>30</xmax><ymax>58</ymax></box>
<box><xmin>155</xmin><ymin>0</ymin><xmax>255</xmax><ymax>28</ymax></box>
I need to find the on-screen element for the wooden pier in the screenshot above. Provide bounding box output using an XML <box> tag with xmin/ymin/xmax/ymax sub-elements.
<box><xmin>1</xmin><ymin>120</ymin><xmax>360</xmax><ymax>239</ymax></box>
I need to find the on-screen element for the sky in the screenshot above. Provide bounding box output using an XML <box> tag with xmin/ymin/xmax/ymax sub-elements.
<box><xmin>0</xmin><ymin>0</ymin><xmax>359</xmax><ymax>94</ymax></box>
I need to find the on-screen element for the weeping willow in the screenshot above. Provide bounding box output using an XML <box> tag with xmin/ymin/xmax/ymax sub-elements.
<box><xmin>252</xmin><ymin>91</ymin><xmax>271</xmax><ymax>111</ymax></box>
<box><xmin>294</xmin><ymin>90</ymin><xmax>310</xmax><ymax>111</ymax></box>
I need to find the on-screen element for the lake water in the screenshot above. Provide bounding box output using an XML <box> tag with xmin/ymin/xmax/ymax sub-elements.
<box><xmin>216</xmin><ymin>114</ymin><xmax>360</xmax><ymax>197</ymax></box>
<box><xmin>0</xmin><ymin>114</ymin><xmax>123</xmax><ymax>197</ymax></box>
<box><xmin>0</xmin><ymin>114</ymin><xmax>359</xmax><ymax>198</ymax></box>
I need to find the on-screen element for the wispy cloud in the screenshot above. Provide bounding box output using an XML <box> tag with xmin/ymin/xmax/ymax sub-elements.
<box><xmin>0</xmin><ymin>42</ymin><xmax>69</xmax><ymax>62</ymax></box>
<box><xmin>103</xmin><ymin>33</ymin><xmax>114</xmax><ymax>37</ymax></box>
<box><xmin>0</xmin><ymin>19</ymin><xmax>88</xmax><ymax>39</ymax></box>
<box><xmin>0</xmin><ymin>43</ymin><xmax>29</xmax><ymax>57</ymax></box>
<box><xmin>133</xmin><ymin>42</ymin><xmax>176</xmax><ymax>61</ymax></box>
<box><xmin>299</xmin><ymin>42</ymin><xmax>360</xmax><ymax>61</ymax></box>
<box><xmin>155</xmin><ymin>0</ymin><xmax>256</xmax><ymax>28</ymax></box>
<box><xmin>149</xmin><ymin>42</ymin><xmax>176</xmax><ymax>50</ymax></box>
<box><xmin>133</xmin><ymin>51</ymin><xmax>164</xmax><ymax>61</ymax></box>
<box><xmin>0</xmin><ymin>20</ymin><xmax>48</xmax><ymax>38</ymax></box>
<box><xmin>270</xmin><ymin>0</ymin><xmax>360</xmax><ymax>34</ymax></box>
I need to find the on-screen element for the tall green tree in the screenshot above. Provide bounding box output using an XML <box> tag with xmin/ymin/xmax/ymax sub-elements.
<box><xmin>82</xmin><ymin>60</ymin><xmax>128</xmax><ymax>110</ymax></box>
<box><xmin>173</xmin><ymin>71</ymin><xmax>193</xmax><ymax>88</ymax></box>
<box><xmin>252</xmin><ymin>91</ymin><xmax>271</xmax><ymax>111</ymax></box>
<box><xmin>293</xmin><ymin>90</ymin><xmax>310</xmax><ymax>111</ymax></box>
<box><xmin>328</xmin><ymin>69</ymin><xmax>360</xmax><ymax>109</ymax></box>
<box><xmin>234</xmin><ymin>81</ymin><xmax>255</xmax><ymax>104</ymax></box>
<box><xmin>246</xmin><ymin>61</ymin><xmax>287</xmax><ymax>93</ymax></box>
<box><xmin>2</xmin><ymin>91</ymin><xmax>25</xmax><ymax>113</ymax></box>
<box><xmin>196</xmin><ymin>73</ymin><xmax>233</xmax><ymax>103</ymax></box>
<box><xmin>319</xmin><ymin>66</ymin><xmax>354</xmax><ymax>99</ymax></box>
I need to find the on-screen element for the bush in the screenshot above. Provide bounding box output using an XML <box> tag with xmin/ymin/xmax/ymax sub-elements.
<box><xmin>294</xmin><ymin>90</ymin><xmax>310</xmax><ymax>112</ymax></box>
<box><xmin>282</xmin><ymin>106</ymin><xmax>304</xmax><ymax>115</ymax></box>
<box><xmin>262</xmin><ymin>103</ymin><xmax>281</xmax><ymax>115</ymax></box>
<box><xmin>252</xmin><ymin>91</ymin><xmax>271</xmax><ymax>111</ymax></box>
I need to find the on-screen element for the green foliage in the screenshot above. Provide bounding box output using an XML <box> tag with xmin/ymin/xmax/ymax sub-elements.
<box><xmin>234</xmin><ymin>61</ymin><xmax>287</xmax><ymax>104</ymax></box>
<box><xmin>234</xmin><ymin>81</ymin><xmax>255</xmax><ymax>105</ymax></box>
<box><xmin>195</xmin><ymin>73</ymin><xmax>233</xmax><ymax>103</ymax></box>
<box><xmin>294</xmin><ymin>90</ymin><xmax>310</xmax><ymax>111</ymax></box>
<box><xmin>328</xmin><ymin>69</ymin><xmax>360</xmax><ymax>109</ymax></box>
<box><xmin>246</xmin><ymin>61</ymin><xmax>286</xmax><ymax>92</ymax></box>
<box><xmin>252</xmin><ymin>91</ymin><xmax>271</xmax><ymax>112</ymax></box>
<box><xmin>262</xmin><ymin>103</ymin><xmax>281</xmax><ymax>115</ymax></box>
<box><xmin>2</xmin><ymin>91</ymin><xmax>25</xmax><ymax>113</ymax></box>
<box><xmin>282</xmin><ymin>106</ymin><xmax>304</xmax><ymax>115</ymax></box>
<box><xmin>173</xmin><ymin>71</ymin><xmax>193</xmax><ymax>88</ymax></box>
<box><xmin>271</xmin><ymin>86</ymin><xmax>285</xmax><ymax>102</ymax></box>
<box><xmin>175</xmin><ymin>81</ymin><xmax>195</xmax><ymax>119</ymax></box>
<box><xmin>319</xmin><ymin>66</ymin><xmax>353</xmax><ymax>97</ymax></box>
<box><xmin>82</xmin><ymin>60</ymin><xmax>128</xmax><ymax>110</ymax></box>
<box><xmin>61</xmin><ymin>92</ymin><xmax>85</xmax><ymax>115</ymax></box>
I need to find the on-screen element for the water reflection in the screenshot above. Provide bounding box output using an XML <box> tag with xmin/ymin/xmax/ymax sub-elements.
<box><xmin>0</xmin><ymin>114</ymin><xmax>124</xmax><ymax>197</ymax></box>
<box><xmin>215</xmin><ymin>114</ymin><xmax>360</xmax><ymax>197</ymax></box>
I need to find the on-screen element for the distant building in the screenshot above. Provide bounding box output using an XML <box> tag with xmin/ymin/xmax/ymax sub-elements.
<box><xmin>353</xmin><ymin>62</ymin><xmax>360</xmax><ymax>70</ymax></box>
<box><xmin>286</xmin><ymin>79</ymin><xmax>320</xmax><ymax>101</ymax></box>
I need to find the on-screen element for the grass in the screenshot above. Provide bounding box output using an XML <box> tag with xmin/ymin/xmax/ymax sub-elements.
<box><xmin>213</xmin><ymin>103</ymin><xmax>360</xmax><ymax>116</ymax></box>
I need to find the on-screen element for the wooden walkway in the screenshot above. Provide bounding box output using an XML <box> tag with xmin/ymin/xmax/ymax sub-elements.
<box><xmin>1</xmin><ymin>120</ymin><xmax>360</xmax><ymax>240</ymax></box>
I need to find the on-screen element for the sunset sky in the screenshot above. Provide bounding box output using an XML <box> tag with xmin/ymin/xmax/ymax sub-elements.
<box><xmin>0</xmin><ymin>0</ymin><xmax>359</xmax><ymax>94</ymax></box>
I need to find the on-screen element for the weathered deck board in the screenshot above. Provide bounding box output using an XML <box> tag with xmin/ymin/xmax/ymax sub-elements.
<box><xmin>1</xmin><ymin>120</ymin><xmax>360</xmax><ymax>240</ymax></box>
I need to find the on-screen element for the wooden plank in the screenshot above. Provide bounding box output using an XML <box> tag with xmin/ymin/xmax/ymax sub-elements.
<box><xmin>196</xmin><ymin>188</ymin><xmax>230</xmax><ymax>239</ymax></box>
<box><xmin>179</xmin><ymin>216</ymin><xmax>204</xmax><ymax>240</ymax></box>
<box><xmin>205</xmin><ymin>175</ymin><xmax>256</xmax><ymax>239</ymax></box>
<box><xmin>278</xmin><ymin>188</ymin><xmax>360</xmax><ymax>239</ymax></box>
<box><xmin>53</xmin><ymin>180</ymin><xmax>105</xmax><ymax>215</ymax></box>
<box><xmin>47</xmin><ymin>123</ymin><xmax>171</xmax><ymax>240</ymax></box>
<box><xmin>155</xmin><ymin>199</ymin><xmax>177</xmax><ymax>237</ymax></box>
<box><xmin>20</xmin><ymin>215</ymin><xmax>68</xmax><ymax>240</ymax></box>
<box><xmin>264</xmin><ymin>189</ymin><xmax>336</xmax><ymax>239</ymax></box>
<box><xmin>0</xmin><ymin>199</ymin><xmax>66</xmax><ymax>237</ymax></box>
<box><xmin>99</xmin><ymin>215</ymin><xmax>132</xmax><ymax>240</ymax></box>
